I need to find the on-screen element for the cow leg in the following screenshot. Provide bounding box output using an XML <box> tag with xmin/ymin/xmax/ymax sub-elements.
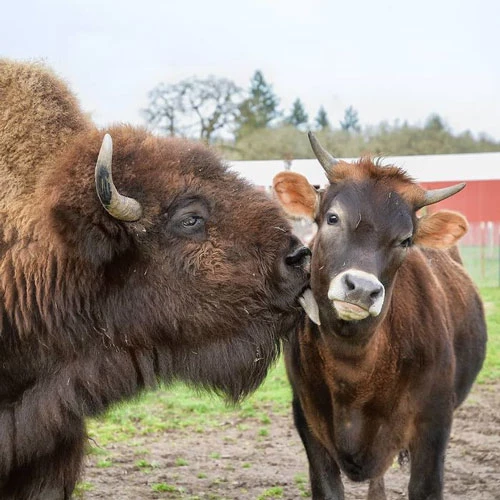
<box><xmin>292</xmin><ymin>395</ymin><xmax>344</xmax><ymax>500</ymax></box>
<box><xmin>0</xmin><ymin>419</ymin><xmax>86</xmax><ymax>500</ymax></box>
<box><xmin>367</xmin><ymin>476</ymin><xmax>386</xmax><ymax>500</ymax></box>
<box><xmin>407</xmin><ymin>415</ymin><xmax>451</xmax><ymax>500</ymax></box>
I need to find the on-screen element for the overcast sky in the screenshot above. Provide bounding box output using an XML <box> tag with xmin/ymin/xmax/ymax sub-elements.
<box><xmin>2</xmin><ymin>0</ymin><xmax>499</xmax><ymax>140</ymax></box>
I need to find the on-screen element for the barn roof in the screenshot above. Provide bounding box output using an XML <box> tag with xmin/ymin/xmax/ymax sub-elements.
<box><xmin>228</xmin><ymin>152</ymin><xmax>500</xmax><ymax>187</ymax></box>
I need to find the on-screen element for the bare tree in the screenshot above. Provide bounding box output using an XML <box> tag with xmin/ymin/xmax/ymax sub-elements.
<box><xmin>144</xmin><ymin>77</ymin><xmax>242</xmax><ymax>143</ymax></box>
<box><xmin>143</xmin><ymin>83</ymin><xmax>182</xmax><ymax>136</ymax></box>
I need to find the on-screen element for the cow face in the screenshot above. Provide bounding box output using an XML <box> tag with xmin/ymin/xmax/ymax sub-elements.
<box><xmin>37</xmin><ymin>127</ymin><xmax>310</xmax><ymax>400</ymax></box>
<box><xmin>273</xmin><ymin>133</ymin><xmax>467</xmax><ymax>340</ymax></box>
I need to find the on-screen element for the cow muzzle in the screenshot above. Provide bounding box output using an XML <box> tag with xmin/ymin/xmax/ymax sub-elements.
<box><xmin>328</xmin><ymin>270</ymin><xmax>385</xmax><ymax>321</ymax></box>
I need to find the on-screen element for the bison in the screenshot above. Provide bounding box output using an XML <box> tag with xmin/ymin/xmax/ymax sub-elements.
<box><xmin>0</xmin><ymin>59</ymin><xmax>311</xmax><ymax>499</ymax></box>
<box><xmin>273</xmin><ymin>133</ymin><xmax>487</xmax><ymax>500</ymax></box>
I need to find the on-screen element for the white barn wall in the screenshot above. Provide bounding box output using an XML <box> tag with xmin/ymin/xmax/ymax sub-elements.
<box><xmin>228</xmin><ymin>152</ymin><xmax>500</xmax><ymax>188</ymax></box>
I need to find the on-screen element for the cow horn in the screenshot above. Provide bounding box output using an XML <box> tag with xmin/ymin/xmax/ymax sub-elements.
<box><xmin>415</xmin><ymin>183</ymin><xmax>466</xmax><ymax>210</ymax></box>
<box><xmin>308</xmin><ymin>131</ymin><xmax>339</xmax><ymax>175</ymax></box>
<box><xmin>95</xmin><ymin>134</ymin><xmax>143</xmax><ymax>222</ymax></box>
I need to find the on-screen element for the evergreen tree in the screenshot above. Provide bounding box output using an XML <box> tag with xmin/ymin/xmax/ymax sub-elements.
<box><xmin>340</xmin><ymin>106</ymin><xmax>361</xmax><ymax>132</ymax></box>
<box><xmin>424</xmin><ymin>113</ymin><xmax>447</xmax><ymax>132</ymax></box>
<box><xmin>315</xmin><ymin>106</ymin><xmax>330</xmax><ymax>130</ymax></box>
<box><xmin>235</xmin><ymin>70</ymin><xmax>280</xmax><ymax>137</ymax></box>
<box><xmin>286</xmin><ymin>98</ymin><xmax>309</xmax><ymax>129</ymax></box>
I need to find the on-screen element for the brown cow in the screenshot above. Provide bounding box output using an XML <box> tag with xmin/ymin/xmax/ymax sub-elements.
<box><xmin>273</xmin><ymin>133</ymin><xmax>487</xmax><ymax>500</ymax></box>
<box><xmin>0</xmin><ymin>59</ymin><xmax>311</xmax><ymax>499</ymax></box>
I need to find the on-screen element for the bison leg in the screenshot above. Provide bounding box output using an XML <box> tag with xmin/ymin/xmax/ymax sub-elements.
<box><xmin>0</xmin><ymin>419</ymin><xmax>85</xmax><ymax>500</ymax></box>
<box><xmin>407</xmin><ymin>413</ymin><xmax>452</xmax><ymax>500</ymax></box>
<box><xmin>367</xmin><ymin>476</ymin><xmax>386</xmax><ymax>500</ymax></box>
<box><xmin>292</xmin><ymin>395</ymin><xmax>344</xmax><ymax>500</ymax></box>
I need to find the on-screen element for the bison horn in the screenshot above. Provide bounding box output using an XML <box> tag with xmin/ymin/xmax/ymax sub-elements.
<box><xmin>415</xmin><ymin>183</ymin><xmax>466</xmax><ymax>210</ymax></box>
<box><xmin>308</xmin><ymin>131</ymin><xmax>339</xmax><ymax>175</ymax></box>
<box><xmin>95</xmin><ymin>134</ymin><xmax>143</xmax><ymax>222</ymax></box>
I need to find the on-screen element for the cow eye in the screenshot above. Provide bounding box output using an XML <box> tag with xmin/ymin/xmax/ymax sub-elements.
<box><xmin>400</xmin><ymin>236</ymin><xmax>412</xmax><ymax>248</ymax></box>
<box><xmin>327</xmin><ymin>213</ymin><xmax>339</xmax><ymax>225</ymax></box>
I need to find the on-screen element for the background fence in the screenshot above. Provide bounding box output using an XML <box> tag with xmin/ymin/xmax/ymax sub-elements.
<box><xmin>459</xmin><ymin>222</ymin><xmax>500</xmax><ymax>288</ymax></box>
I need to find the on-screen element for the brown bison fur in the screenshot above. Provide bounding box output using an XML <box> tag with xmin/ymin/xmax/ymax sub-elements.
<box><xmin>0</xmin><ymin>59</ymin><xmax>310</xmax><ymax>499</ymax></box>
<box><xmin>273</xmin><ymin>141</ymin><xmax>487</xmax><ymax>500</ymax></box>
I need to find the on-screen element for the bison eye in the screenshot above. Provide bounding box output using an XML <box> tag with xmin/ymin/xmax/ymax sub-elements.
<box><xmin>400</xmin><ymin>236</ymin><xmax>412</xmax><ymax>248</ymax></box>
<box><xmin>327</xmin><ymin>213</ymin><xmax>339</xmax><ymax>225</ymax></box>
<box><xmin>166</xmin><ymin>197</ymin><xmax>209</xmax><ymax>240</ymax></box>
<box><xmin>177</xmin><ymin>214</ymin><xmax>206</xmax><ymax>237</ymax></box>
<box><xmin>181</xmin><ymin>215</ymin><xmax>203</xmax><ymax>228</ymax></box>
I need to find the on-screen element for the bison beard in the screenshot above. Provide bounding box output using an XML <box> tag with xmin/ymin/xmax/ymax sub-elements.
<box><xmin>0</xmin><ymin>331</ymin><xmax>284</xmax><ymax>497</ymax></box>
<box><xmin>0</xmin><ymin>60</ymin><xmax>310</xmax><ymax>498</ymax></box>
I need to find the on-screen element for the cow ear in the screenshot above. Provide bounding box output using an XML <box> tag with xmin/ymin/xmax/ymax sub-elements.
<box><xmin>273</xmin><ymin>172</ymin><xmax>319</xmax><ymax>221</ymax></box>
<box><xmin>414</xmin><ymin>210</ymin><xmax>468</xmax><ymax>249</ymax></box>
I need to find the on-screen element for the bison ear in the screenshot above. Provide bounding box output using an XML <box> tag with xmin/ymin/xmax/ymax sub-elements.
<box><xmin>414</xmin><ymin>210</ymin><xmax>468</xmax><ymax>249</ymax></box>
<box><xmin>51</xmin><ymin>205</ymin><xmax>134</xmax><ymax>267</ymax></box>
<box><xmin>272</xmin><ymin>172</ymin><xmax>319</xmax><ymax>221</ymax></box>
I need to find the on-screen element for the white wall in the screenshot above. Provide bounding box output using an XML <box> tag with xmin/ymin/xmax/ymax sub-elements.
<box><xmin>228</xmin><ymin>152</ymin><xmax>500</xmax><ymax>187</ymax></box>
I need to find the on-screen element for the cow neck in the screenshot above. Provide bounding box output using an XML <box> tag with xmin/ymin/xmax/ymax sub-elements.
<box><xmin>316</xmin><ymin>321</ymin><xmax>391</xmax><ymax>389</ymax></box>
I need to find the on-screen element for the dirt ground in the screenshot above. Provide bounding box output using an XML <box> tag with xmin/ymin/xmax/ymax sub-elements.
<box><xmin>82</xmin><ymin>381</ymin><xmax>500</xmax><ymax>500</ymax></box>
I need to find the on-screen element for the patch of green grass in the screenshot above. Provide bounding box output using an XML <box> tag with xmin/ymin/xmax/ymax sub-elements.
<box><xmin>134</xmin><ymin>458</ymin><xmax>160</xmax><ymax>474</ymax></box>
<box><xmin>73</xmin><ymin>482</ymin><xmax>93</xmax><ymax>497</ymax></box>
<box><xmin>242</xmin><ymin>462</ymin><xmax>252</xmax><ymax>469</ymax></box>
<box><xmin>151</xmin><ymin>482</ymin><xmax>182</xmax><ymax>493</ymax></box>
<box><xmin>258</xmin><ymin>427</ymin><xmax>269</xmax><ymax>437</ymax></box>
<box><xmin>258</xmin><ymin>486</ymin><xmax>284</xmax><ymax>498</ymax></box>
<box><xmin>209</xmin><ymin>452</ymin><xmax>221</xmax><ymax>459</ymax></box>
<box><xmin>478</xmin><ymin>287</ymin><xmax>500</xmax><ymax>382</ymax></box>
<box><xmin>175</xmin><ymin>457</ymin><xmax>188</xmax><ymax>466</ymax></box>
<box><xmin>197</xmin><ymin>472</ymin><xmax>207</xmax><ymax>479</ymax></box>
<box><xmin>294</xmin><ymin>473</ymin><xmax>311</xmax><ymax>497</ymax></box>
<box><xmin>133</xmin><ymin>447</ymin><xmax>150</xmax><ymax>456</ymax></box>
<box><xmin>96</xmin><ymin>458</ymin><xmax>112</xmax><ymax>468</ymax></box>
<box><xmin>87</xmin><ymin>445</ymin><xmax>108</xmax><ymax>456</ymax></box>
<box><xmin>260</xmin><ymin>414</ymin><xmax>272</xmax><ymax>424</ymax></box>
<box><xmin>294</xmin><ymin>473</ymin><xmax>307</xmax><ymax>486</ymax></box>
<box><xmin>210</xmin><ymin>477</ymin><xmax>228</xmax><ymax>486</ymax></box>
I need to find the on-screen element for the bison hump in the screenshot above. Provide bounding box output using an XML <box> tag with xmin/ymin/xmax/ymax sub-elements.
<box><xmin>0</xmin><ymin>59</ymin><xmax>90</xmax><ymax>204</ymax></box>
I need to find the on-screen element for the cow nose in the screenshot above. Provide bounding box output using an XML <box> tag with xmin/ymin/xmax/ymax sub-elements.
<box><xmin>343</xmin><ymin>273</ymin><xmax>384</xmax><ymax>303</ymax></box>
<box><xmin>285</xmin><ymin>245</ymin><xmax>311</xmax><ymax>266</ymax></box>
